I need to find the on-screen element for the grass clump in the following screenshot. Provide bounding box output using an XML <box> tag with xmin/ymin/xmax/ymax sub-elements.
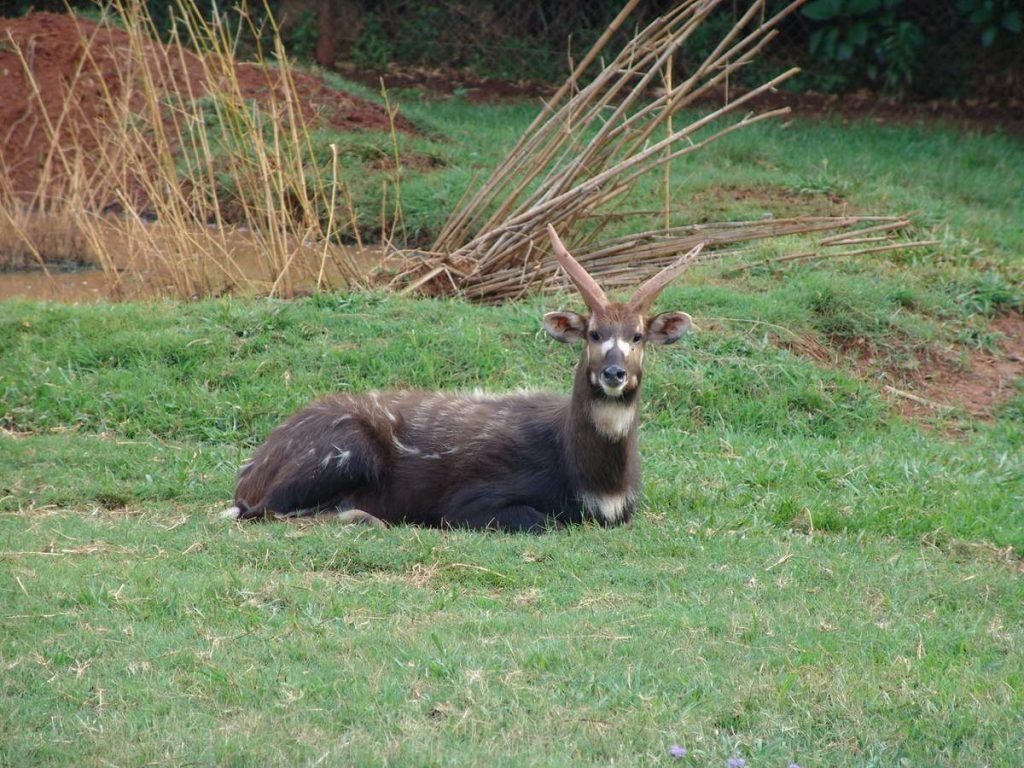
<box><xmin>951</xmin><ymin>269</ymin><xmax>1024</xmax><ymax>318</ymax></box>
<box><xmin>3</xmin><ymin>290</ymin><xmax>1023</xmax><ymax>765</ymax></box>
<box><xmin>3</xmin><ymin>65</ymin><xmax>1024</xmax><ymax>766</ymax></box>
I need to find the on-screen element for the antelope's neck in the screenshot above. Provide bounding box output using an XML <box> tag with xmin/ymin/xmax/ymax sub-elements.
<box><xmin>563</xmin><ymin>358</ymin><xmax>640</xmax><ymax>494</ymax></box>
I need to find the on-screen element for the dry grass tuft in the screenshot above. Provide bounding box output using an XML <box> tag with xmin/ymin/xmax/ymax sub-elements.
<box><xmin>0</xmin><ymin>0</ymin><xmax>362</xmax><ymax>298</ymax></box>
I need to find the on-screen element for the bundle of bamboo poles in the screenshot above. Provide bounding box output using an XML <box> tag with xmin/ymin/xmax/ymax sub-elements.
<box><xmin>466</xmin><ymin>216</ymin><xmax>929</xmax><ymax>299</ymax></box>
<box><xmin>397</xmin><ymin>215</ymin><xmax>930</xmax><ymax>302</ymax></box>
<box><xmin>396</xmin><ymin>0</ymin><xmax>826</xmax><ymax>300</ymax></box>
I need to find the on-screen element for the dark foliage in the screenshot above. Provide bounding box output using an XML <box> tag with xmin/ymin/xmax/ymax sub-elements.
<box><xmin>1</xmin><ymin>0</ymin><xmax>1018</xmax><ymax>100</ymax></box>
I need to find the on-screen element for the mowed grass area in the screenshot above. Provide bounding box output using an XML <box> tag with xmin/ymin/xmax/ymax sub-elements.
<box><xmin>2</xmin><ymin>93</ymin><xmax>1024</xmax><ymax>765</ymax></box>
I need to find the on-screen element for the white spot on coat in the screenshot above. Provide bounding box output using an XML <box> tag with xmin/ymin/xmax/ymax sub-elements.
<box><xmin>393</xmin><ymin>437</ymin><xmax>420</xmax><ymax>455</ymax></box>
<box><xmin>581</xmin><ymin>491</ymin><xmax>634</xmax><ymax>523</ymax></box>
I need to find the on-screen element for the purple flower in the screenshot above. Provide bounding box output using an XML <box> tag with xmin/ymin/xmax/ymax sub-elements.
<box><xmin>668</xmin><ymin>744</ymin><xmax>687</xmax><ymax>758</ymax></box>
<box><xmin>727</xmin><ymin>759</ymin><xmax>746</xmax><ymax>768</ymax></box>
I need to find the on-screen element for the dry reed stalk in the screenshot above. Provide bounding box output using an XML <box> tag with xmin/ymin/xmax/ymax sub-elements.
<box><xmin>3</xmin><ymin>0</ymin><xmax>363</xmax><ymax>299</ymax></box>
<box><xmin>412</xmin><ymin>0</ymin><xmax>812</xmax><ymax>301</ymax></box>
<box><xmin>0</xmin><ymin>188</ymin><xmax>91</xmax><ymax>275</ymax></box>
<box><xmin>378</xmin><ymin>80</ymin><xmax>407</xmax><ymax>248</ymax></box>
<box><xmin>729</xmin><ymin>238</ymin><xmax>941</xmax><ymax>272</ymax></box>
<box><xmin>726</xmin><ymin>218</ymin><xmax>937</xmax><ymax>272</ymax></box>
<box><xmin>663</xmin><ymin>52</ymin><xmax>674</xmax><ymax>233</ymax></box>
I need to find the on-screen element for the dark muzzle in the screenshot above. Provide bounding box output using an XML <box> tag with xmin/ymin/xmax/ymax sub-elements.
<box><xmin>601</xmin><ymin>365</ymin><xmax>627</xmax><ymax>387</ymax></box>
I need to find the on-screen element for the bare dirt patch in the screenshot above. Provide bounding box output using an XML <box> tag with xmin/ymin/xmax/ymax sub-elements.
<box><xmin>750</xmin><ymin>87</ymin><xmax>1024</xmax><ymax>137</ymax></box>
<box><xmin>791</xmin><ymin>312</ymin><xmax>1024</xmax><ymax>421</ymax></box>
<box><xmin>914</xmin><ymin>311</ymin><xmax>1024</xmax><ymax>418</ymax></box>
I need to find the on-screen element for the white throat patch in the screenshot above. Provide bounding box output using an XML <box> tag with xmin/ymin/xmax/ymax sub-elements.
<box><xmin>590</xmin><ymin>400</ymin><xmax>636</xmax><ymax>440</ymax></box>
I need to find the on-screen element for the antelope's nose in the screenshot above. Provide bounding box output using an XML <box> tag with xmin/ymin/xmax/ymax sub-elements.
<box><xmin>601</xmin><ymin>365</ymin><xmax>627</xmax><ymax>386</ymax></box>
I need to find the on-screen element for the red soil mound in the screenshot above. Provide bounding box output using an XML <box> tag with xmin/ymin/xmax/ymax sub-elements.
<box><xmin>0</xmin><ymin>12</ymin><xmax>413</xmax><ymax>201</ymax></box>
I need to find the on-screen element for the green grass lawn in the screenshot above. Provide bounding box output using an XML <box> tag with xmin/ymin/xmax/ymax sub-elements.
<box><xmin>2</xmin><ymin>89</ymin><xmax>1023</xmax><ymax>765</ymax></box>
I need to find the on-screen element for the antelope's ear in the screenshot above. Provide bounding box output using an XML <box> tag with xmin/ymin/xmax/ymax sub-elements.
<box><xmin>543</xmin><ymin>311</ymin><xmax>587</xmax><ymax>343</ymax></box>
<box><xmin>647</xmin><ymin>311</ymin><xmax>692</xmax><ymax>345</ymax></box>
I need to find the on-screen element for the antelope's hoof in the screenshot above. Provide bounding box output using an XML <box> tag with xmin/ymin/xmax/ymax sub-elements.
<box><xmin>231</xmin><ymin>502</ymin><xmax>267</xmax><ymax>521</ymax></box>
<box><xmin>335</xmin><ymin>509</ymin><xmax>388</xmax><ymax>528</ymax></box>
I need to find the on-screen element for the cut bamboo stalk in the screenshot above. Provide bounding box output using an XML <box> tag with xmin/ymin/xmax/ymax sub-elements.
<box><xmin>883</xmin><ymin>385</ymin><xmax>953</xmax><ymax>412</ymax></box>
<box><xmin>429</xmin><ymin>0</ymin><xmax>810</xmax><ymax>294</ymax></box>
<box><xmin>730</xmin><ymin>239</ymin><xmax>941</xmax><ymax>272</ymax></box>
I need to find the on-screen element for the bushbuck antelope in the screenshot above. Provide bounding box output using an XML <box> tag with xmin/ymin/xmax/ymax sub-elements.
<box><xmin>227</xmin><ymin>225</ymin><xmax>700</xmax><ymax>532</ymax></box>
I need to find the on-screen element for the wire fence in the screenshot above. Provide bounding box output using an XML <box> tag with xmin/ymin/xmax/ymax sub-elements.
<box><xmin>330</xmin><ymin>0</ymin><xmax>1023</xmax><ymax>103</ymax></box>
<box><xmin>3</xmin><ymin>0</ymin><xmax>1018</xmax><ymax>101</ymax></box>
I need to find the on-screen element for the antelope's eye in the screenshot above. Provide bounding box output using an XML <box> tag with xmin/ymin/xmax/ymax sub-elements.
<box><xmin>589</xmin><ymin>331</ymin><xmax>601</xmax><ymax>342</ymax></box>
<box><xmin>632</xmin><ymin>333</ymin><xmax>643</xmax><ymax>343</ymax></box>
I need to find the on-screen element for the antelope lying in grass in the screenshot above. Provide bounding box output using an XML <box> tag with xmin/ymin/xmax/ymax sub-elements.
<box><xmin>227</xmin><ymin>225</ymin><xmax>700</xmax><ymax>532</ymax></box>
